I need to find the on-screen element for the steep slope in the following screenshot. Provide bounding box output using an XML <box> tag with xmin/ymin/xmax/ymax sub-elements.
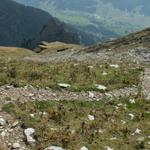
<box><xmin>86</xmin><ymin>28</ymin><xmax>150</xmax><ymax>52</ymax></box>
<box><xmin>25</xmin><ymin>28</ymin><xmax>150</xmax><ymax>64</ymax></box>
<box><xmin>0</xmin><ymin>0</ymin><xmax>92</xmax><ymax>48</ymax></box>
<box><xmin>14</xmin><ymin>0</ymin><xmax>117</xmax><ymax>43</ymax></box>
<box><xmin>0</xmin><ymin>0</ymin><xmax>51</xmax><ymax>47</ymax></box>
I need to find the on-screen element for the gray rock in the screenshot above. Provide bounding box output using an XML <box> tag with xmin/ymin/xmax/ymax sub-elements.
<box><xmin>80</xmin><ymin>146</ymin><xmax>88</xmax><ymax>150</ymax></box>
<box><xmin>11</xmin><ymin>120</ymin><xmax>19</xmax><ymax>128</ymax></box>
<box><xmin>58</xmin><ymin>83</ymin><xmax>71</xmax><ymax>88</ymax></box>
<box><xmin>95</xmin><ymin>84</ymin><xmax>107</xmax><ymax>91</ymax></box>
<box><xmin>12</xmin><ymin>142</ymin><xmax>21</xmax><ymax>149</ymax></box>
<box><xmin>44</xmin><ymin>146</ymin><xmax>64</xmax><ymax>150</ymax></box>
<box><xmin>24</xmin><ymin>128</ymin><xmax>36</xmax><ymax>144</ymax></box>
<box><xmin>0</xmin><ymin>117</ymin><xmax>6</xmax><ymax>126</ymax></box>
<box><xmin>88</xmin><ymin>91</ymin><xmax>95</xmax><ymax>98</ymax></box>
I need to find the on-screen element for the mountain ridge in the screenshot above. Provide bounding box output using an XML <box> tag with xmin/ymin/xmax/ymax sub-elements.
<box><xmin>0</xmin><ymin>0</ymin><xmax>96</xmax><ymax>48</ymax></box>
<box><xmin>14</xmin><ymin>0</ymin><xmax>150</xmax><ymax>39</ymax></box>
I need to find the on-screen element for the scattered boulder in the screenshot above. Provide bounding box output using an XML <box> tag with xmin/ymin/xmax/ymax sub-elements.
<box><xmin>29</xmin><ymin>114</ymin><xmax>35</xmax><ymax>118</ymax></box>
<box><xmin>0</xmin><ymin>116</ymin><xmax>6</xmax><ymax>126</ymax></box>
<box><xmin>132</xmin><ymin>128</ymin><xmax>141</xmax><ymax>135</ymax></box>
<box><xmin>11</xmin><ymin>120</ymin><xmax>19</xmax><ymax>128</ymax></box>
<box><xmin>95</xmin><ymin>84</ymin><xmax>107</xmax><ymax>91</ymax></box>
<box><xmin>121</xmin><ymin>120</ymin><xmax>126</xmax><ymax>124</ymax></box>
<box><xmin>88</xmin><ymin>115</ymin><xmax>95</xmax><ymax>121</ymax></box>
<box><xmin>44</xmin><ymin>146</ymin><xmax>64</xmax><ymax>150</ymax></box>
<box><xmin>1</xmin><ymin>131</ymin><xmax>6</xmax><ymax>137</ymax></box>
<box><xmin>28</xmin><ymin>93</ymin><xmax>34</xmax><ymax>97</ymax></box>
<box><xmin>58</xmin><ymin>83</ymin><xmax>71</xmax><ymax>88</ymax></box>
<box><xmin>24</xmin><ymin>128</ymin><xmax>36</xmax><ymax>144</ymax></box>
<box><xmin>102</xmin><ymin>72</ymin><xmax>108</xmax><ymax>76</ymax></box>
<box><xmin>105</xmin><ymin>146</ymin><xmax>114</xmax><ymax>150</ymax></box>
<box><xmin>110</xmin><ymin>137</ymin><xmax>117</xmax><ymax>140</ymax></box>
<box><xmin>88</xmin><ymin>91</ymin><xmax>95</xmax><ymax>98</ymax></box>
<box><xmin>12</xmin><ymin>143</ymin><xmax>21</xmax><ymax>149</ymax></box>
<box><xmin>109</xmin><ymin>64</ymin><xmax>119</xmax><ymax>68</ymax></box>
<box><xmin>129</xmin><ymin>113</ymin><xmax>135</xmax><ymax>120</ymax></box>
<box><xmin>88</xmin><ymin>66</ymin><xmax>94</xmax><ymax>69</ymax></box>
<box><xmin>80</xmin><ymin>146</ymin><xmax>88</xmax><ymax>150</ymax></box>
<box><xmin>129</xmin><ymin>99</ymin><xmax>135</xmax><ymax>104</ymax></box>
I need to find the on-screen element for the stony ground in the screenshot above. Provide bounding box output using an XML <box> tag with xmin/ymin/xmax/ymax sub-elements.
<box><xmin>0</xmin><ymin>66</ymin><xmax>149</xmax><ymax>150</ymax></box>
<box><xmin>0</xmin><ymin>31</ymin><xmax>150</xmax><ymax>149</ymax></box>
<box><xmin>141</xmin><ymin>68</ymin><xmax>150</xmax><ymax>100</ymax></box>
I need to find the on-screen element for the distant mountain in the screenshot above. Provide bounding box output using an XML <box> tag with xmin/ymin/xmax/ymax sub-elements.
<box><xmin>0</xmin><ymin>0</ymin><xmax>97</xmax><ymax>48</ymax></box>
<box><xmin>0</xmin><ymin>0</ymin><xmax>51</xmax><ymax>47</ymax></box>
<box><xmin>15</xmin><ymin>0</ymin><xmax>150</xmax><ymax>38</ymax></box>
<box><xmin>14</xmin><ymin>0</ymin><xmax>118</xmax><ymax>43</ymax></box>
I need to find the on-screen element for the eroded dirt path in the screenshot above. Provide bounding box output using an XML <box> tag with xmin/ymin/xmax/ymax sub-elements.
<box><xmin>0</xmin><ymin>85</ymin><xmax>138</xmax><ymax>107</ymax></box>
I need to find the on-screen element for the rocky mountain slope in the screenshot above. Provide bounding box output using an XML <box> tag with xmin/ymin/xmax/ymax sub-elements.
<box><xmin>0</xmin><ymin>27</ymin><xmax>150</xmax><ymax>149</ymax></box>
<box><xmin>26</xmin><ymin>28</ymin><xmax>150</xmax><ymax>64</ymax></box>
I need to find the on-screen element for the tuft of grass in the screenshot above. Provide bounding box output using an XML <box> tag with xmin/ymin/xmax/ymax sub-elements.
<box><xmin>0</xmin><ymin>60</ymin><xmax>143</xmax><ymax>91</ymax></box>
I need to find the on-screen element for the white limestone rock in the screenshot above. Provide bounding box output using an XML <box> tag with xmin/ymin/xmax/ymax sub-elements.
<box><xmin>24</xmin><ymin>128</ymin><xmax>36</xmax><ymax>144</ymax></box>
<box><xmin>58</xmin><ymin>83</ymin><xmax>71</xmax><ymax>88</ymax></box>
<box><xmin>80</xmin><ymin>146</ymin><xmax>88</xmax><ymax>150</ymax></box>
<box><xmin>12</xmin><ymin>143</ymin><xmax>21</xmax><ymax>149</ymax></box>
<box><xmin>132</xmin><ymin>128</ymin><xmax>141</xmax><ymax>135</ymax></box>
<box><xmin>105</xmin><ymin>146</ymin><xmax>114</xmax><ymax>150</ymax></box>
<box><xmin>110</xmin><ymin>64</ymin><xmax>119</xmax><ymax>68</ymax></box>
<box><xmin>88</xmin><ymin>115</ymin><xmax>95</xmax><ymax>121</ymax></box>
<box><xmin>44</xmin><ymin>146</ymin><xmax>64</xmax><ymax>150</ymax></box>
<box><xmin>30</xmin><ymin>114</ymin><xmax>35</xmax><ymax>118</ymax></box>
<box><xmin>102</xmin><ymin>72</ymin><xmax>108</xmax><ymax>76</ymax></box>
<box><xmin>11</xmin><ymin>120</ymin><xmax>19</xmax><ymax>128</ymax></box>
<box><xmin>88</xmin><ymin>91</ymin><xmax>95</xmax><ymax>98</ymax></box>
<box><xmin>129</xmin><ymin>113</ymin><xmax>135</xmax><ymax>120</ymax></box>
<box><xmin>95</xmin><ymin>84</ymin><xmax>107</xmax><ymax>91</ymax></box>
<box><xmin>0</xmin><ymin>117</ymin><xmax>6</xmax><ymax>126</ymax></box>
<box><xmin>129</xmin><ymin>99</ymin><xmax>135</xmax><ymax>104</ymax></box>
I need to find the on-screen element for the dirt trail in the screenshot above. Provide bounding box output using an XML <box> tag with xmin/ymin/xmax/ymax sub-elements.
<box><xmin>0</xmin><ymin>85</ymin><xmax>138</xmax><ymax>107</ymax></box>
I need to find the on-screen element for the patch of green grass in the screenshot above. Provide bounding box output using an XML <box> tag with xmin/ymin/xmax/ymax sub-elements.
<box><xmin>2</xmin><ymin>98</ymin><xmax>150</xmax><ymax>150</ymax></box>
<box><xmin>0</xmin><ymin>60</ymin><xmax>143</xmax><ymax>92</ymax></box>
<box><xmin>2</xmin><ymin>102</ymin><xmax>15</xmax><ymax>113</ymax></box>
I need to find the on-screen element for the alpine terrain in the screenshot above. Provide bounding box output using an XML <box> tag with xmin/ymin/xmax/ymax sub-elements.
<box><xmin>0</xmin><ymin>0</ymin><xmax>150</xmax><ymax>150</ymax></box>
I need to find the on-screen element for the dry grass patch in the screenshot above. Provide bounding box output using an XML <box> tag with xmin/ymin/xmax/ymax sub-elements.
<box><xmin>2</xmin><ymin>98</ymin><xmax>150</xmax><ymax>150</ymax></box>
<box><xmin>0</xmin><ymin>60</ymin><xmax>143</xmax><ymax>91</ymax></box>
